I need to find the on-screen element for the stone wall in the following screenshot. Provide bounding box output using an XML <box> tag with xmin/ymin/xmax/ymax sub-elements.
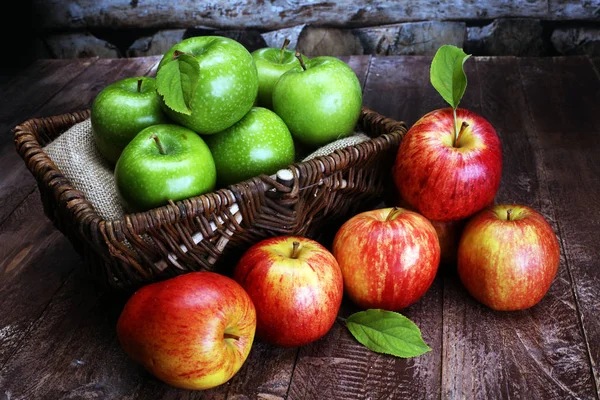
<box><xmin>30</xmin><ymin>1</ymin><xmax>600</xmax><ymax>61</ymax></box>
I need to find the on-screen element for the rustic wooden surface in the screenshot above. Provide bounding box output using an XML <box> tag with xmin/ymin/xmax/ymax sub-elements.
<box><xmin>1</xmin><ymin>55</ymin><xmax>599</xmax><ymax>399</ymax></box>
<box><xmin>36</xmin><ymin>0</ymin><xmax>595</xmax><ymax>31</ymax></box>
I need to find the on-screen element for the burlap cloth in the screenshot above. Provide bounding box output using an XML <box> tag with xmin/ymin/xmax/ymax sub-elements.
<box><xmin>44</xmin><ymin>119</ymin><xmax>126</xmax><ymax>221</ymax></box>
<box><xmin>43</xmin><ymin>118</ymin><xmax>370</xmax><ymax>221</ymax></box>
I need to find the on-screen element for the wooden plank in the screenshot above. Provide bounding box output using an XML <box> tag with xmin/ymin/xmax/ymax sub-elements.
<box><xmin>519</xmin><ymin>56</ymin><xmax>600</xmax><ymax>134</ymax></box>
<box><xmin>0</xmin><ymin>59</ymin><xmax>96</xmax><ymax>224</ymax></box>
<box><xmin>440</xmin><ymin>57</ymin><xmax>597</xmax><ymax>399</ymax></box>
<box><xmin>0</xmin><ymin>57</ymin><xmax>160</xmax><ymax>375</ymax></box>
<box><xmin>37</xmin><ymin>0</ymin><xmax>564</xmax><ymax>31</ymax></box>
<box><xmin>0</xmin><ymin>265</ymin><xmax>138</xmax><ymax>398</ymax></box>
<box><xmin>0</xmin><ymin>58</ymin><xmax>96</xmax><ymax>137</ymax></box>
<box><xmin>0</xmin><ymin>259</ymin><xmax>298</xmax><ymax>399</ymax></box>
<box><xmin>592</xmin><ymin>54</ymin><xmax>600</xmax><ymax>115</ymax></box>
<box><xmin>361</xmin><ymin>56</ymin><xmax>446</xmax><ymax>126</ymax></box>
<box><xmin>519</xmin><ymin>56</ymin><xmax>600</xmax><ymax>395</ymax></box>
<box><xmin>287</xmin><ymin>56</ymin><xmax>445</xmax><ymax>400</ymax></box>
<box><xmin>0</xmin><ymin>56</ymin><xmax>160</xmax><ymax>225</ymax></box>
<box><xmin>549</xmin><ymin>0</ymin><xmax>600</xmax><ymax>20</ymax></box>
<box><xmin>0</xmin><ymin>192</ymin><xmax>78</xmax><ymax>366</ymax></box>
<box><xmin>592</xmin><ymin>57</ymin><xmax>600</xmax><ymax>79</ymax></box>
<box><xmin>344</xmin><ymin>54</ymin><xmax>372</xmax><ymax>88</ymax></box>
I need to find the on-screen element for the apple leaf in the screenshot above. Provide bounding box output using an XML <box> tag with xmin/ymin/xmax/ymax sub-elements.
<box><xmin>156</xmin><ymin>53</ymin><xmax>200</xmax><ymax>115</ymax></box>
<box><xmin>346</xmin><ymin>309</ymin><xmax>431</xmax><ymax>358</ymax></box>
<box><xmin>430</xmin><ymin>45</ymin><xmax>471</xmax><ymax>110</ymax></box>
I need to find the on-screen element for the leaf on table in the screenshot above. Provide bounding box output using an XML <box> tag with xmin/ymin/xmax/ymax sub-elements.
<box><xmin>156</xmin><ymin>53</ymin><xmax>200</xmax><ymax>115</ymax></box>
<box><xmin>430</xmin><ymin>45</ymin><xmax>471</xmax><ymax>109</ymax></box>
<box><xmin>346</xmin><ymin>309</ymin><xmax>431</xmax><ymax>358</ymax></box>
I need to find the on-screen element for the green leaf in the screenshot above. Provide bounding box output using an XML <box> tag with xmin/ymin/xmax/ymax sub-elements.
<box><xmin>156</xmin><ymin>53</ymin><xmax>200</xmax><ymax>115</ymax></box>
<box><xmin>346</xmin><ymin>309</ymin><xmax>431</xmax><ymax>358</ymax></box>
<box><xmin>430</xmin><ymin>45</ymin><xmax>471</xmax><ymax>109</ymax></box>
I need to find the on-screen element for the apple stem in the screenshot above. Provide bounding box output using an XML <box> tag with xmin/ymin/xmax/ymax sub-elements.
<box><xmin>454</xmin><ymin>121</ymin><xmax>470</xmax><ymax>147</ymax></box>
<box><xmin>224</xmin><ymin>333</ymin><xmax>240</xmax><ymax>341</ymax></box>
<box><xmin>507</xmin><ymin>208</ymin><xmax>513</xmax><ymax>221</ymax></box>
<box><xmin>172</xmin><ymin>49</ymin><xmax>185</xmax><ymax>60</ymax></box>
<box><xmin>280</xmin><ymin>38</ymin><xmax>290</xmax><ymax>64</ymax></box>
<box><xmin>137</xmin><ymin>79</ymin><xmax>142</xmax><ymax>93</ymax></box>
<box><xmin>291</xmin><ymin>241</ymin><xmax>301</xmax><ymax>259</ymax></box>
<box><xmin>150</xmin><ymin>135</ymin><xmax>167</xmax><ymax>155</ymax></box>
<box><xmin>386</xmin><ymin>207</ymin><xmax>403</xmax><ymax>221</ymax></box>
<box><xmin>295</xmin><ymin>52</ymin><xmax>307</xmax><ymax>71</ymax></box>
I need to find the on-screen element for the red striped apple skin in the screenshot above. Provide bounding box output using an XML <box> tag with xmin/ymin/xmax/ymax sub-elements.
<box><xmin>457</xmin><ymin>204</ymin><xmax>560</xmax><ymax>311</ymax></box>
<box><xmin>116</xmin><ymin>272</ymin><xmax>256</xmax><ymax>390</ymax></box>
<box><xmin>332</xmin><ymin>207</ymin><xmax>440</xmax><ymax>311</ymax></box>
<box><xmin>429</xmin><ymin>218</ymin><xmax>467</xmax><ymax>265</ymax></box>
<box><xmin>233</xmin><ymin>236</ymin><xmax>343</xmax><ymax>347</ymax></box>
<box><xmin>393</xmin><ymin>107</ymin><xmax>502</xmax><ymax>221</ymax></box>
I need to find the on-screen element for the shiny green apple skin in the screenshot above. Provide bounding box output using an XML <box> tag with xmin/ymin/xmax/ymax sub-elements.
<box><xmin>272</xmin><ymin>56</ymin><xmax>362</xmax><ymax>147</ymax></box>
<box><xmin>115</xmin><ymin>124</ymin><xmax>216</xmax><ymax>212</ymax></box>
<box><xmin>91</xmin><ymin>76</ymin><xmax>168</xmax><ymax>164</ymax></box>
<box><xmin>206</xmin><ymin>107</ymin><xmax>295</xmax><ymax>187</ymax></box>
<box><xmin>157</xmin><ymin>36</ymin><xmax>258</xmax><ymax>135</ymax></box>
<box><xmin>252</xmin><ymin>48</ymin><xmax>307</xmax><ymax>109</ymax></box>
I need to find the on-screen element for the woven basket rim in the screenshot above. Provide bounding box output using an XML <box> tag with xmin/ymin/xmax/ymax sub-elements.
<box><xmin>13</xmin><ymin>106</ymin><xmax>407</xmax><ymax>237</ymax></box>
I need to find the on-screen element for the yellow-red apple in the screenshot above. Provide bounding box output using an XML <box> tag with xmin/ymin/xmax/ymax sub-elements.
<box><xmin>233</xmin><ymin>236</ymin><xmax>343</xmax><ymax>347</ymax></box>
<box><xmin>332</xmin><ymin>207</ymin><xmax>440</xmax><ymax>310</ymax></box>
<box><xmin>457</xmin><ymin>204</ymin><xmax>560</xmax><ymax>311</ymax></box>
<box><xmin>116</xmin><ymin>272</ymin><xmax>256</xmax><ymax>390</ymax></box>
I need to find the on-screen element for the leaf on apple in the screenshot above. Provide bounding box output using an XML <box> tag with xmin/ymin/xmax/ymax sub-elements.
<box><xmin>156</xmin><ymin>53</ymin><xmax>200</xmax><ymax>115</ymax></box>
<box><xmin>430</xmin><ymin>45</ymin><xmax>471</xmax><ymax>110</ymax></box>
<box><xmin>346</xmin><ymin>309</ymin><xmax>431</xmax><ymax>358</ymax></box>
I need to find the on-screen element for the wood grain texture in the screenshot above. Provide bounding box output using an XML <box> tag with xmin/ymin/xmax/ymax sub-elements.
<box><xmin>0</xmin><ymin>192</ymin><xmax>77</xmax><ymax>367</ymax></box>
<box><xmin>519</xmin><ymin>56</ymin><xmax>600</xmax><ymax>396</ymax></box>
<box><xmin>549</xmin><ymin>0</ymin><xmax>600</xmax><ymax>20</ymax></box>
<box><xmin>0</xmin><ymin>59</ymin><xmax>96</xmax><ymax>224</ymax></box>
<box><xmin>441</xmin><ymin>56</ymin><xmax>597</xmax><ymax>399</ymax></box>
<box><xmin>0</xmin><ymin>57</ymin><xmax>159</xmax><ymax>225</ymax></box>
<box><xmin>0</xmin><ymin>58</ymin><xmax>95</xmax><ymax>137</ymax></box>
<box><xmin>0</xmin><ymin>259</ymin><xmax>299</xmax><ymax>399</ymax></box>
<box><xmin>592</xmin><ymin>57</ymin><xmax>600</xmax><ymax>78</ymax></box>
<box><xmin>0</xmin><ymin>57</ymin><xmax>160</xmax><ymax>397</ymax></box>
<box><xmin>361</xmin><ymin>56</ymin><xmax>446</xmax><ymax>127</ymax></box>
<box><xmin>35</xmin><ymin>0</ymin><xmax>581</xmax><ymax>31</ymax></box>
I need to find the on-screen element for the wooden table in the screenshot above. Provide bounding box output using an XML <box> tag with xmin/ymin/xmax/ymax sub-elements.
<box><xmin>1</xmin><ymin>55</ymin><xmax>599</xmax><ymax>399</ymax></box>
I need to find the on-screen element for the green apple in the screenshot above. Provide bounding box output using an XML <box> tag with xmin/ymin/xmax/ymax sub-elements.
<box><xmin>205</xmin><ymin>107</ymin><xmax>295</xmax><ymax>187</ymax></box>
<box><xmin>115</xmin><ymin>124</ymin><xmax>216</xmax><ymax>212</ymax></box>
<box><xmin>251</xmin><ymin>39</ymin><xmax>308</xmax><ymax>109</ymax></box>
<box><xmin>91</xmin><ymin>76</ymin><xmax>168</xmax><ymax>164</ymax></box>
<box><xmin>272</xmin><ymin>55</ymin><xmax>362</xmax><ymax>147</ymax></box>
<box><xmin>156</xmin><ymin>36</ymin><xmax>258</xmax><ymax>135</ymax></box>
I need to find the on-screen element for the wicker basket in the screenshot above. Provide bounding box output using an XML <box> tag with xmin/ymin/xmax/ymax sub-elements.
<box><xmin>13</xmin><ymin>107</ymin><xmax>407</xmax><ymax>291</ymax></box>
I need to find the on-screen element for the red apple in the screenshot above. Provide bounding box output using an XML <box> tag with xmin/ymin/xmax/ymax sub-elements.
<box><xmin>116</xmin><ymin>272</ymin><xmax>256</xmax><ymax>390</ymax></box>
<box><xmin>233</xmin><ymin>236</ymin><xmax>343</xmax><ymax>347</ymax></box>
<box><xmin>430</xmin><ymin>218</ymin><xmax>467</xmax><ymax>265</ymax></box>
<box><xmin>396</xmin><ymin>195</ymin><xmax>466</xmax><ymax>266</ymax></box>
<box><xmin>457</xmin><ymin>204</ymin><xmax>560</xmax><ymax>311</ymax></box>
<box><xmin>332</xmin><ymin>207</ymin><xmax>440</xmax><ymax>310</ymax></box>
<box><xmin>393</xmin><ymin>107</ymin><xmax>502</xmax><ymax>221</ymax></box>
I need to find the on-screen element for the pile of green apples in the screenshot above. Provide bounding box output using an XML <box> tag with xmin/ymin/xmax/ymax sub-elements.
<box><xmin>90</xmin><ymin>36</ymin><xmax>363</xmax><ymax>212</ymax></box>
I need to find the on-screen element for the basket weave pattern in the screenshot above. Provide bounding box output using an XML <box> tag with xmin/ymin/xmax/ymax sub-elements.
<box><xmin>14</xmin><ymin>107</ymin><xmax>407</xmax><ymax>290</ymax></box>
